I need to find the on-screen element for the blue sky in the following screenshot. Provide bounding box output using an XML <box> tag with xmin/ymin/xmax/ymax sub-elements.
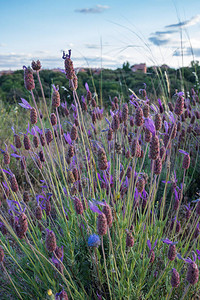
<box><xmin>0</xmin><ymin>0</ymin><xmax>200</xmax><ymax>70</ymax></box>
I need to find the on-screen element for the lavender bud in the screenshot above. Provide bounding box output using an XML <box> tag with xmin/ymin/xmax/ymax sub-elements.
<box><xmin>149</xmin><ymin>135</ymin><xmax>160</xmax><ymax>160</ymax></box>
<box><xmin>186</xmin><ymin>262</ymin><xmax>199</xmax><ymax>285</ymax></box>
<box><xmin>45</xmin><ymin>199</ymin><xmax>51</xmax><ymax>216</ymax></box>
<box><xmin>24</xmin><ymin>135</ymin><xmax>31</xmax><ymax>150</ymax></box>
<box><xmin>31</xmin><ymin>60</ymin><xmax>41</xmax><ymax>71</ymax></box>
<box><xmin>143</xmin><ymin>103</ymin><xmax>150</xmax><ymax>118</ymax></box>
<box><xmin>155</xmin><ymin>113</ymin><xmax>162</xmax><ymax>131</ymax></box>
<box><xmin>145</xmin><ymin>128</ymin><xmax>152</xmax><ymax>143</ymax></box>
<box><xmin>16</xmin><ymin>213</ymin><xmax>28</xmax><ymax>239</ymax></box>
<box><xmin>70</xmin><ymin>124</ymin><xmax>78</xmax><ymax>141</ymax></box>
<box><xmin>148</xmin><ymin>250</ymin><xmax>155</xmax><ymax>264</ymax></box>
<box><xmin>0</xmin><ymin>246</ymin><xmax>4</xmax><ymax>262</ymax></box>
<box><xmin>14</xmin><ymin>134</ymin><xmax>22</xmax><ymax>149</ymax></box>
<box><xmin>154</xmin><ymin>157</ymin><xmax>162</xmax><ymax>175</ymax></box>
<box><xmin>112</xmin><ymin>114</ymin><xmax>120</xmax><ymax>131</ymax></box>
<box><xmin>171</xmin><ymin>269</ymin><xmax>180</xmax><ymax>288</ymax></box>
<box><xmin>24</xmin><ymin>67</ymin><xmax>35</xmax><ymax>91</ymax></box>
<box><xmin>102</xmin><ymin>204</ymin><xmax>113</xmax><ymax>228</ymax></box>
<box><xmin>168</xmin><ymin>245</ymin><xmax>176</xmax><ymax>261</ymax></box>
<box><xmin>97</xmin><ymin>213</ymin><xmax>107</xmax><ymax>235</ymax></box>
<box><xmin>122</xmin><ymin>103</ymin><xmax>128</xmax><ymax>122</ymax></box>
<box><xmin>64</xmin><ymin>52</ymin><xmax>75</xmax><ymax>80</ymax></box>
<box><xmin>182</xmin><ymin>154</ymin><xmax>190</xmax><ymax>169</ymax></box>
<box><xmin>45</xmin><ymin>129</ymin><xmax>53</xmax><ymax>145</ymax></box>
<box><xmin>10</xmin><ymin>174</ymin><xmax>19</xmax><ymax>193</ymax></box>
<box><xmin>50</xmin><ymin>113</ymin><xmax>57</xmax><ymax>126</ymax></box>
<box><xmin>30</xmin><ymin>108</ymin><xmax>37</xmax><ymax>125</ymax></box>
<box><xmin>33</xmin><ymin>135</ymin><xmax>39</xmax><ymax>148</ymax></box>
<box><xmin>52</xmin><ymin>87</ymin><xmax>60</xmax><ymax>108</ymax></box>
<box><xmin>46</xmin><ymin>230</ymin><xmax>57</xmax><ymax>252</ymax></box>
<box><xmin>136</xmin><ymin>178</ymin><xmax>145</xmax><ymax>193</ymax></box>
<box><xmin>40</xmin><ymin>134</ymin><xmax>46</xmax><ymax>146</ymax></box>
<box><xmin>39</xmin><ymin>150</ymin><xmax>45</xmax><ymax>162</ymax></box>
<box><xmin>135</xmin><ymin>106</ymin><xmax>144</xmax><ymax>127</ymax></box>
<box><xmin>3</xmin><ymin>152</ymin><xmax>10</xmax><ymax>165</ymax></box>
<box><xmin>175</xmin><ymin>95</ymin><xmax>184</xmax><ymax>116</ymax></box>
<box><xmin>131</xmin><ymin>139</ymin><xmax>141</xmax><ymax>158</ymax></box>
<box><xmin>73</xmin><ymin>196</ymin><xmax>83</xmax><ymax>215</ymax></box>
<box><xmin>98</xmin><ymin>147</ymin><xmax>108</xmax><ymax>171</ymax></box>
<box><xmin>126</xmin><ymin>231</ymin><xmax>134</xmax><ymax>247</ymax></box>
<box><xmin>107</xmin><ymin>127</ymin><xmax>113</xmax><ymax>141</ymax></box>
<box><xmin>35</xmin><ymin>205</ymin><xmax>43</xmax><ymax>220</ymax></box>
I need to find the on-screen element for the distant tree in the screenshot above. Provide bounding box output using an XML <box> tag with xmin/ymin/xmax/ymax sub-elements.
<box><xmin>190</xmin><ymin>60</ymin><xmax>199</xmax><ymax>68</ymax></box>
<box><xmin>122</xmin><ymin>61</ymin><xmax>131</xmax><ymax>71</ymax></box>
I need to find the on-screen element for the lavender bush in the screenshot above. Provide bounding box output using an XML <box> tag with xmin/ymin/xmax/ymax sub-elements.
<box><xmin>0</xmin><ymin>51</ymin><xmax>200</xmax><ymax>299</ymax></box>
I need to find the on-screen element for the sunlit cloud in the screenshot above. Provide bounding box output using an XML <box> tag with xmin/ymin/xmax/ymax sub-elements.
<box><xmin>166</xmin><ymin>14</ymin><xmax>200</xmax><ymax>29</ymax></box>
<box><xmin>75</xmin><ymin>4</ymin><xmax>109</xmax><ymax>14</ymax></box>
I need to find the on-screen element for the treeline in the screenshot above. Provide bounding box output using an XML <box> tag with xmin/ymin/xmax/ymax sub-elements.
<box><xmin>0</xmin><ymin>62</ymin><xmax>200</xmax><ymax>108</ymax></box>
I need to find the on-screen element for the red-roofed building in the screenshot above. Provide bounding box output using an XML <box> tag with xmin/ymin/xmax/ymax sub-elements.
<box><xmin>131</xmin><ymin>63</ymin><xmax>147</xmax><ymax>73</ymax></box>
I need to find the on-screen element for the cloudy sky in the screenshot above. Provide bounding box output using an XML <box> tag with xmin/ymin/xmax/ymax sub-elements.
<box><xmin>0</xmin><ymin>0</ymin><xmax>200</xmax><ymax>70</ymax></box>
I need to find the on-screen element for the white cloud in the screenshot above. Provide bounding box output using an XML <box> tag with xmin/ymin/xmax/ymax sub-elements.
<box><xmin>75</xmin><ymin>4</ymin><xmax>109</xmax><ymax>14</ymax></box>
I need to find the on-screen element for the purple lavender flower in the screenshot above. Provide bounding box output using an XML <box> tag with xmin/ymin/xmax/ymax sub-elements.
<box><xmin>144</xmin><ymin>118</ymin><xmax>156</xmax><ymax>135</ymax></box>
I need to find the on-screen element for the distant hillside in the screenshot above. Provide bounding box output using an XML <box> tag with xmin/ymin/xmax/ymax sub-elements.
<box><xmin>0</xmin><ymin>63</ymin><xmax>199</xmax><ymax>108</ymax></box>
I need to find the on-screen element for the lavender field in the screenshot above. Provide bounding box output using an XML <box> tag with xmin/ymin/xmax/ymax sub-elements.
<box><xmin>0</xmin><ymin>49</ymin><xmax>199</xmax><ymax>300</ymax></box>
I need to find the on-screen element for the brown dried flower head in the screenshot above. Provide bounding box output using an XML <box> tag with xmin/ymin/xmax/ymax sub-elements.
<box><xmin>16</xmin><ymin>213</ymin><xmax>28</xmax><ymax>239</ymax></box>
<box><xmin>31</xmin><ymin>60</ymin><xmax>41</xmax><ymax>71</ymax></box>
<box><xmin>70</xmin><ymin>124</ymin><xmax>78</xmax><ymax>141</ymax></box>
<box><xmin>24</xmin><ymin>135</ymin><xmax>31</xmax><ymax>151</ymax></box>
<box><xmin>14</xmin><ymin>134</ymin><xmax>22</xmax><ymax>149</ymax></box>
<box><xmin>154</xmin><ymin>113</ymin><xmax>162</xmax><ymax>131</ymax></box>
<box><xmin>63</xmin><ymin>50</ymin><xmax>75</xmax><ymax>80</ymax></box>
<box><xmin>3</xmin><ymin>151</ymin><xmax>10</xmax><ymax>165</ymax></box>
<box><xmin>143</xmin><ymin>103</ymin><xmax>150</xmax><ymax>118</ymax></box>
<box><xmin>45</xmin><ymin>129</ymin><xmax>53</xmax><ymax>145</ymax></box>
<box><xmin>52</xmin><ymin>85</ymin><xmax>60</xmax><ymax>108</ymax></box>
<box><xmin>46</xmin><ymin>230</ymin><xmax>57</xmax><ymax>252</ymax></box>
<box><xmin>23</xmin><ymin>66</ymin><xmax>35</xmax><ymax>91</ymax></box>
<box><xmin>30</xmin><ymin>108</ymin><xmax>37</xmax><ymax>125</ymax></box>
<box><xmin>0</xmin><ymin>246</ymin><xmax>4</xmax><ymax>262</ymax></box>
<box><xmin>135</xmin><ymin>106</ymin><xmax>144</xmax><ymax>127</ymax></box>
<box><xmin>186</xmin><ymin>262</ymin><xmax>199</xmax><ymax>285</ymax></box>
<box><xmin>122</xmin><ymin>103</ymin><xmax>129</xmax><ymax>122</ymax></box>
<box><xmin>126</xmin><ymin>231</ymin><xmax>134</xmax><ymax>247</ymax></box>
<box><xmin>174</xmin><ymin>95</ymin><xmax>184</xmax><ymax>116</ymax></box>
<box><xmin>97</xmin><ymin>213</ymin><xmax>107</xmax><ymax>235</ymax></box>
<box><xmin>102</xmin><ymin>203</ymin><xmax>113</xmax><ymax>228</ymax></box>
<box><xmin>98</xmin><ymin>147</ymin><xmax>108</xmax><ymax>170</ymax></box>
<box><xmin>73</xmin><ymin>196</ymin><xmax>84</xmax><ymax>215</ymax></box>
<box><xmin>50</xmin><ymin>113</ymin><xmax>57</xmax><ymax>126</ymax></box>
<box><xmin>171</xmin><ymin>269</ymin><xmax>180</xmax><ymax>288</ymax></box>
<box><xmin>35</xmin><ymin>205</ymin><xmax>43</xmax><ymax>220</ymax></box>
<box><xmin>149</xmin><ymin>135</ymin><xmax>160</xmax><ymax>160</ymax></box>
<box><xmin>33</xmin><ymin>136</ymin><xmax>39</xmax><ymax>148</ymax></box>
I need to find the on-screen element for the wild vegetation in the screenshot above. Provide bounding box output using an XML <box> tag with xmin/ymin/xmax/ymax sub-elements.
<box><xmin>0</xmin><ymin>52</ymin><xmax>200</xmax><ymax>299</ymax></box>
